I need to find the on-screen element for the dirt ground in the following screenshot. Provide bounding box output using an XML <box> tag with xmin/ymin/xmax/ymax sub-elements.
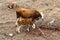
<box><xmin>0</xmin><ymin>0</ymin><xmax>60</xmax><ymax>40</ymax></box>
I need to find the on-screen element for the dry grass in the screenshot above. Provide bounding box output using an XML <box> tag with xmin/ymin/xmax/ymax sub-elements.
<box><xmin>0</xmin><ymin>0</ymin><xmax>60</xmax><ymax>40</ymax></box>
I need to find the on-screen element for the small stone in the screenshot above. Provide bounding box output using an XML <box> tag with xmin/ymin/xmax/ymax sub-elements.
<box><xmin>8</xmin><ymin>33</ymin><xmax>13</xmax><ymax>37</ymax></box>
